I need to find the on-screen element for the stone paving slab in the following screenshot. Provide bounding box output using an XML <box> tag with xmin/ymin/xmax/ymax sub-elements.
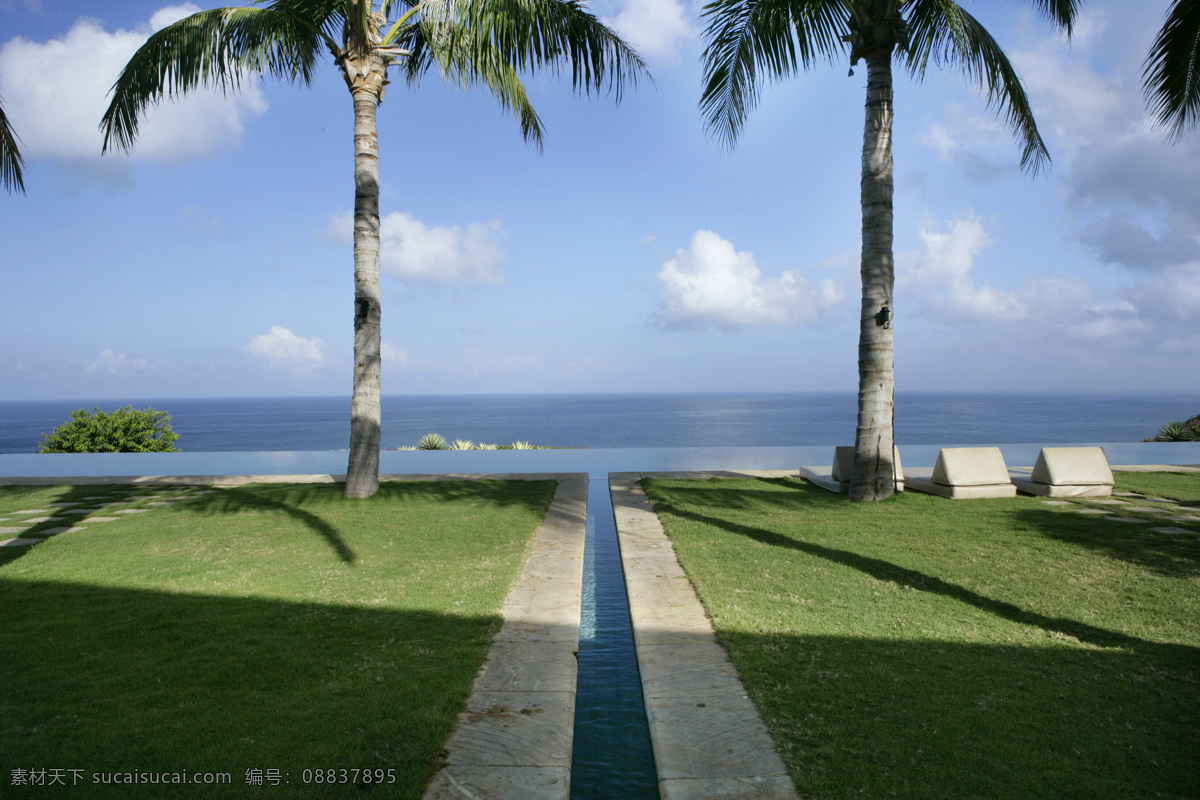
<box><xmin>35</xmin><ymin>526</ymin><xmax>88</xmax><ymax>535</ymax></box>
<box><xmin>1150</xmin><ymin>527</ymin><xmax>1198</xmax><ymax>536</ymax></box>
<box><xmin>82</xmin><ymin>516</ymin><xmax>120</xmax><ymax>523</ymax></box>
<box><xmin>422</xmin><ymin>474</ymin><xmax>587</xmax><ymax>800</ymax></box>
<box><xmin>1108</xmin><ymin>516</ymin><xmax>1154</xmax><ymax>524</ymax></box>
<box><xmin>0</xmin><ymin>527</ymin><xmax>27</xmax><ymax>535</ymax></box>
<box><xmin>422</xmin><ymin>767</ymin><xmax>571</xmax><ymax>800</ymax></box>
<box><xmin>1</xmin><ymin>537</ymin><xmax>41</xmax><ymax>547</ymax></box>
<box><xmin>611</xmin><ymin>471</ymin><xmax>800</xmax><ymax>800</ymax></box>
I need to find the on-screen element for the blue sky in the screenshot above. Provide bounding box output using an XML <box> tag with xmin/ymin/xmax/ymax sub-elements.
<box><xmin>1</xmin><ymin>0</ymin><xmax>1197</xmax><ymax>401</ymax></box>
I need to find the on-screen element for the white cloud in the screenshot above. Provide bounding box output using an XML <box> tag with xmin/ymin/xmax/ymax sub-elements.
<box><xmin>654</xmin><ymin>230</ymin><xmax>845</xmax><ymax>330</ymax></box>
<box><xmin>244</xmin><ymin>326</ymin><xmax>325</xmax><ymax>371</ymax></box>
<box><xmin>82</xmin><ymin>348</ymin><xmax>153</xmax><ymax>375</ymax></box>
<box><xmin>0</xmin><ymin>5</ymin><xmax>267</xmax><ymax>177</ymax></box>
<box><xmin>901</xmin><ymin>215</ymin><xmax>1097</xmax><ymax>323</ymax></box>
<box><xmin>328</xmin><ymin>211</ymin><xmax>507</xmax><ymax>285</ymax></box>
<box><xmin>602</xmin><ymin>0</ymin><xmax>697</xmax><ymax>61</ymax></box>
<box><xmin>460</xmin><ymin>348</ymin><xmax>542</xmax><ymax>373</ymax></box>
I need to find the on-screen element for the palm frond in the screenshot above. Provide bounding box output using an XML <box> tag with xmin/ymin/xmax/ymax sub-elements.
<box><xmin>101</xmin><ymin>4</ymin><xmax>340</xmax><ymax>153</ymax></box>
<box><xmin>394</xmin><ymin>0</ymin><xmax>647</xmax><ymax>145</ymax></box>
<box><xmin>699</xmin><ymin>0</ymin><xmax>847</xmax><ymax>149</ymax></box>
<box><xmin>0</xmin><ymin>95</ymin><xmax>25</xmax><ymax>195</ymax></box>
<box><xmin>437</xmin><ymin>0</ymin><xmax>648</xmax><ymax>101</ymax></box>
<box><xmin>1022</xmin><ymin>0</ymin><xmax>1080</xmax><ymax>37</ymax></box>
<box><xmin>905</xmin><ymin>0</ymin><xmax>1049</xmax><ymax>176</ymax></box>
<box><xmin>1143</xmin><ymin>0</ymin><xmax>1200</xmax><ymax>141</ymax></box>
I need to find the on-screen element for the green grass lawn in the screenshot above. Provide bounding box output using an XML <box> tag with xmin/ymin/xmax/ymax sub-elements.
<box><xmin>0</xmin><ymin>479</ymin><xmax>556</xmax><ymax>798</ymax></box>
<box><xmin>641</xmin><ymin>475</ymin><xmax>1200</xmax><ymax>800</ymax></box>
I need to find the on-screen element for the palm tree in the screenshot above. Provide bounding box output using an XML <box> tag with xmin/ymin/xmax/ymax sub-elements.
<box><xmin>100</xmin><ymin>0</ymin><xmax>646</xmax><ymax>498</ymax></box>
<box><xmin>1144</xmin><ymin>0</ymin><xmax>1199</xmax><ymax>140</ymax></box>
<box><xmin>1</xmin><ymin>95</ymin><xmax>25</xmax><ymax>194</ymax></box>
<box><xmin>700</xmin><ymin>0</ymin><xmax>1076</xmax><ymax>501</ymax></box>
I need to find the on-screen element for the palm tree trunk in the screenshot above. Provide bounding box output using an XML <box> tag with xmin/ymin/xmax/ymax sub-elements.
<box><xmin>345</xmin><ymin>80</ymin><xmax>383</xmax><ymax>499</ymax></box>
<box><xmin>849</xmin><ymin>49</ymin><xmax>897</xmax><ymax>502</ymax></box>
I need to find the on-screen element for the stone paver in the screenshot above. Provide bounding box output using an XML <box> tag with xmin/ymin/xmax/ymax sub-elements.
<box><xmin>19</xmin><ymin>516</ymin><xmax>62</xmax><ymax>524</ymax></box>
<box><xmin>12</xmin><ymin>509</ymin><xmax>50</xmax><ymax>515</ymax></box>
<box><xmin>1107</xmin><ymin>516</ymin><xmax>1153</xmax><ymax>524</ymax></box>
<box><xmin>1073</xmin><ymin>508</ymin><xmax>1112</xmax><ymax>515</ymax></box>
<box><xmin>1086</xmin><ymin>498</ymin><xmax>1128</xmax><ymax>505</ymax></box>
<box><xmin>0</xmin><ymin>527</ymin><xmax>29</xmax><ymax>535</ymax></box>
<box><xmin>36</xmin><ymin>527</ymin><xmax>88</xmax><ymax>535</ymax></box>
<box><xmin>611</xmin><ymin>471</ymin><xmax>800</xmax><ymax>800</ymax></box>
<box><xmin>81</xmin><ymin>516</ymin><xmax>120</xmax><ymax>523</ymax></box>
<box><xmin>1150</xmin><ymin>527</ymin><xmax>1198</xmax><ymax>536</ymax></box>
<box><xmin>1165</xmin><ymin>515</ymin><xmax>1200</xmax><ymax>522</ymax></box>
<box><xmin>1041</xmin><ymin>500</ymin><xmax>1072</xmax><ymax>507</ymax></box>
<box><xmin>422</xmin><ymin>474</ymin><xmax>587</xmax><ymax>800</ymax></box>
<box><xmin>1120</xmin><ymin>506</ymin><xmax>1173</xmax><ymax>514</ymax></box>
<box><xmin>1</xmin><ymin>537</ymin><xmax>41</xmax><ymax>547</ymax></box>
<box><xmin>115</xmin><ymin>509</ymin><xmax>149</xmax><ymax>515</ymax></box>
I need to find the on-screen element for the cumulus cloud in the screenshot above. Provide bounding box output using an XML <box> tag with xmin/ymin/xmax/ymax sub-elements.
<box><xmin>0</xmin><ymin>5</ymin><xmax>267</xmax><ymax>178</ymax></box>
<box><xmin>653</xmin><ymin>230</ymin><xmax>845</xmax><ymax>330</ymax></box>
<box><xmin>901</xmin><ymin>215</ymin><xmax>1097</xmax><ymax>323</ymax></box>
<box><xmin>83</xmin><ymin>348</ymin><xmax>153</xmax><ymax>375</ymax></box>
<box><xmin>328</xmin><ymin>211</ymin><xmax>507</xmax><ymax>285</ymax></box>
<box><xmin>601</xmin><ymin>0</ymin><xmax>697</xmax><ymax>61</ymax></box>
<box><xmin>244</xmin><ymin>326</ymin><xmax>325</xmax><ymax>371</ymax></box>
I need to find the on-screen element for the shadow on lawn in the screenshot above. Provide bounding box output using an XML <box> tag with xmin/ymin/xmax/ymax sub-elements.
<box><xmin>647</xmin><ymin>480</ymin><xmax>1192</xmax><ymax>657</ymax></box>
<box><xmin>0</xmin><ymin>578</ymin><xmax>497</xmax><ymax>800</ymax></box>
<box><xmin>720</xmin><ymin>630</ymin><xmax>1200</xmax><ymax>800</ymax></box>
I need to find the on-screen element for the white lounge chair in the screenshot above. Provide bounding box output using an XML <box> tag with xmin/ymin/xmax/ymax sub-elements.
<box><xmin>1009</xmin><ymin>447</ymin><xmax>1114</xmax><ymax>497</ymax></box>
<box><xmin>798</xmin><ymin>446</ymin><xmax>904</xmax><ymax>493</ymax></box>
<box><xmin>904</xmin><ymin>447</ymin><xmax>1017</xmax><ymax>499</ymax></box>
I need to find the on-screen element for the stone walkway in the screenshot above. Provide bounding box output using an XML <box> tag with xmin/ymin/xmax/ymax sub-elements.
<box><xmin>611</xmin><ymin>470</ymin><xmax>801</xmax><ymax>800</ymax></box>
<box><xmin>0</xmin><ymin>485</ymin><xmax>204</xmax><ymax>547</ymax></box>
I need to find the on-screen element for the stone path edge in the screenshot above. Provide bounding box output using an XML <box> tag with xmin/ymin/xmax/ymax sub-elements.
<box><xmin>421</xmin><ymin>473</ymin><xmax>587</xmax><ymax>800</ymax></box>
<box><xmin>0</xmin><ymin>471</ymin><xmax>587</xmax><ymax>800</ymax></box>
<box><xmin>610</xmin><ymin>470</ymin><xmax>801</xmax><ymax>800</ymax></box>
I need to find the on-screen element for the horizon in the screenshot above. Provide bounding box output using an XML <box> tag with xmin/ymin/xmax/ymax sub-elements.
<box><xmin>2</xmin><ymin>1</ymin><xmax>1198</xmax><ymax>401</ymax></box>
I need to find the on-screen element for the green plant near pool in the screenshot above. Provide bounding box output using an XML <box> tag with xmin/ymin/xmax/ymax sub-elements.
<box><xmin>0</xmin><ymin>479</ymin><xmax>556</xmax><ymax>799</ymax></box>
<box><xmin>641</xmin><ymin>475</ymin><xmax>1200</xmax><ymax>800</ymax></box>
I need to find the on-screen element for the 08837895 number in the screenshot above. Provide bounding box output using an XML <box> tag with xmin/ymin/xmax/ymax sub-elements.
<box><xmin>301</xmin><ymin>769</ymin><xmax>396</xmax><ymax>785</ymax></box>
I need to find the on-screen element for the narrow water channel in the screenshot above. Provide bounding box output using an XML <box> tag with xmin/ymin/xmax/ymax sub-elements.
<box><xmin>570</xmin><ymin>475</ymin><xmax>659</xmax><ymax>799</ymax></box>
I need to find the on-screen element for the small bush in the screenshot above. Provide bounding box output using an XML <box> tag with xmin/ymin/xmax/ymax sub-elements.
<box><xmin>416</xmin><ymin>432</ymin><xmax>450</xmax><ymax>450</ymax></box>
<box><xmin>1151</xmin><ymin>414</ymin><xmax>1200</xmax><ymax>442</ymax></box>
<box><xmin>38</xmin><ymin>406</ymin><xmax>181</xmax><ymax>453</ymax></box>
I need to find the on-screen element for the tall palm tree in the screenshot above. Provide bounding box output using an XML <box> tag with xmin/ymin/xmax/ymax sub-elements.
<box><xmin>101</xmin><ymin>0</ymin><xmax>646</xmax><ymax>497</ymax></box>
<box><xmin>700</xmin><ymin>0</ymin><xmax>1076</xmax><ymax>501</ymax></box>
<box><xmin>1144</xmin><ymin>0</ymin><xmax>1200</xmax><ymax>140</ymax></box>
<box><xmin>1</xmin><ymin>95</ymin><xmax>25</xmax><ymax>194</ymax></box>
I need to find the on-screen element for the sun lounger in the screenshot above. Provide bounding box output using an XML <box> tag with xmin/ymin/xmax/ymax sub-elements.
<box><xmin>904</xmin><ymin>447</ymin><xmax>1017</xmax><ymax>499</ymax></box>
<box><xmin>798</xmin><ymin>445</ymin><xmax>904</xmax><ymax>493</ymax></box>
<box><xmin>1009</xmin><ymin>447</ymin><xmax>1114</xmax><ymax>497</ymax></box>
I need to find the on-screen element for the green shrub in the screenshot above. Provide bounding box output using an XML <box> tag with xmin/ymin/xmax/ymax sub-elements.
<box><xmin>416</xmin><ymin>432</ymin><xmax>450</xmax><ymax>450</ymax></box>
<box><xmin>1151</xmin><ymin>414</ymin><xmax>1200</xmax><ymax>442</ymax></box>
<box><xmin>38</xmin><ymin>406</ymin><xmax>181</xmax><ymax>453</ymax></box>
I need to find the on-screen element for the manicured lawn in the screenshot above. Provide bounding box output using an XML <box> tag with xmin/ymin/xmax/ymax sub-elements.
<box><xmin>0</xmin><ymin>480</ymin><xmax>556</xmax><ymax>798</ymax></box>
<box><xmin>641</xmin><ymin>475</ymin><xmax>1200</xmax><ymax>800</ymax></box>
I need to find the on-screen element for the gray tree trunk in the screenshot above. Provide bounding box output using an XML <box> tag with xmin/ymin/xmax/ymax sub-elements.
<box><xmin>849</xmin><ymin>49</ymin><xmax>897</xmax><ymax>502</ymax></box>
<box><xmin>344</xmin><ymin>53</ymin><xmax>388</xmax><ymax>499</ymax></box>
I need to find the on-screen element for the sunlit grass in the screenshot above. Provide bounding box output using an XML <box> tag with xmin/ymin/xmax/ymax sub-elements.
<box><xmin>642</xmin><ymin>475</ymin><xmax>1200</xmax><ymax>800</ymax></box>
<box><xmin>0</xmin><ymin>480</ymin><xmax>556</xmax><ymax>798</ymax></box>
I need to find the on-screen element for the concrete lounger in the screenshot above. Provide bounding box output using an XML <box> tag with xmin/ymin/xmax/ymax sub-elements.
<box><xmin>1009</xmin><ymin>446</ymin><xmax>1114</xmax><ymax>497</ymax></box>
<box><xmin>798</xmin><ymin>446</ymin><xmax>905</xmax><ymax>494</ymax></box>
<box><xmin>904</xmin><ymin>447</ymin><xmax>1017</xmax><ymax>499</ymax></box>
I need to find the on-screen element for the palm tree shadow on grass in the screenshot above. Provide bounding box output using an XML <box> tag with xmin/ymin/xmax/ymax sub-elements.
<box><xmin>648</xmin><ymin>479</ymin><xmax>1192</xmax><ymax>658</ymax></box>
<box><xmin>170</xmin><ymin>479</ymin><xmax>557</xmax><ymax>567</ymax></box>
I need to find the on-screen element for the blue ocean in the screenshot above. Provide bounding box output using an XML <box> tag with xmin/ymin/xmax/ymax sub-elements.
<box><xmin>0</xmin><ymin>392</ymin><xmax>1194</xmax><ymax>454</ymax></box>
